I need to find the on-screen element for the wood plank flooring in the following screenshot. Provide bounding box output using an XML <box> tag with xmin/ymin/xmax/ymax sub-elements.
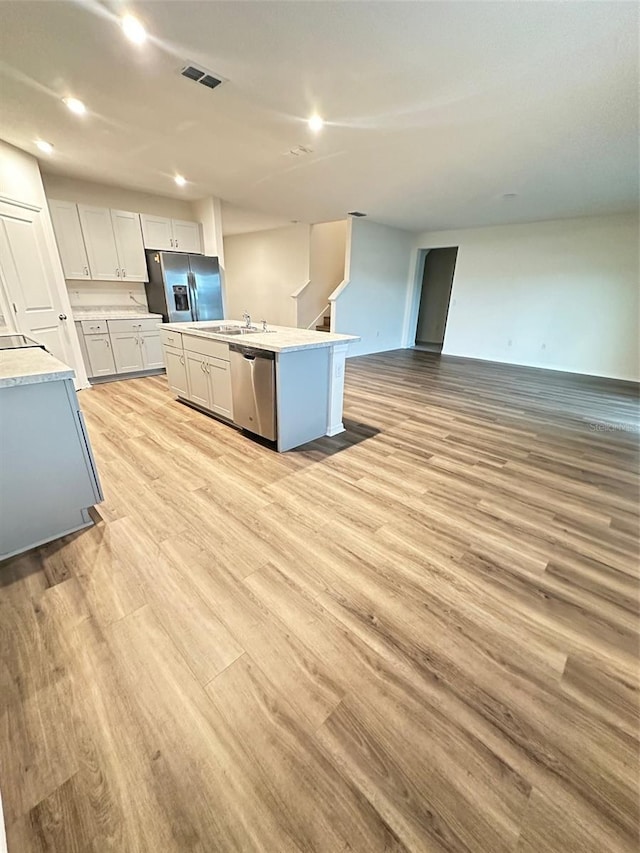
<box><xmin>1</xmin><ymin>349</ymin><xmax>638</xmax><ymax>852</ymax></box>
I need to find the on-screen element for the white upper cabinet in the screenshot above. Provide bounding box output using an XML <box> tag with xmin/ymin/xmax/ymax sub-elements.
<box><xmin>141</xmin><ymin>214</ymin><xmax>203</xmax><ymax>254</ymax></box>
<box><xmin>110</xmin><ymin>209</ymin><xmax>147</xmax><ymax>282</ymax></box>
<box><xmin>77</xmin><ymin>205</ymin><xmax>121</xmax><ymax>281</ymax></box>
<box><xmin>48</xmin><ymin>200</ymin><xmax>90</xmax><ymax>280</ymax></box>
<box><xmin>171</xmin><ymin>219</ymin><xmax>201</xmax><ymax>253</ymax></box>
<box><xmin>140</xmin><ymin>214</ymin><xmax>174</xmax><ymax>251</ymax></box>
<box><xmin>76</xmin><ymin>204</ymin><xmax>148</xmax><ymax>282</ymax></box>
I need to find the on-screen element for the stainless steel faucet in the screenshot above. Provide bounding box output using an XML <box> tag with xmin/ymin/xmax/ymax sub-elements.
<box><xmin>261</xmin><ymin>319</ymin><xmax>268</xmax><ymax>332</ymax></box>
<box><xmin>242</xmin><ymin>311</ymin><xmax>251</xmax><ymax>328</ymax></box>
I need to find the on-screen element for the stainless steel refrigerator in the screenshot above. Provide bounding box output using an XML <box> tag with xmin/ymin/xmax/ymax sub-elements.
<box><xmin>144</xmin><ymin>250</ymin><xmax>223</xmax><ymax>323</ymax></box>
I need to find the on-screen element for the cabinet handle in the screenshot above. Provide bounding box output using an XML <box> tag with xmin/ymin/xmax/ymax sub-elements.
<box><xmin>116</xmin><ymin>268</ymin><xmax>120</xmax><ymax>277</ymax></box>
<box><xmin>180</xmin><ymin>355</ymin><xmax>184</xmax><ymax>365</ymax></box>
<box><xmin>83</xmin><ymin>266</ymin><xmax>89</xmax><ymax>276</ymax></box>
<box><xmin>175</xmin><ymin>240</ymin><xmax>179</xmax><ymax>248</ymax></box>
<box><xmin>170</xmin><ymin>238</ymin><xmax>174</xmax><ymax>247</ymax></box>
<box><xmin>122</xmin><ymin>269</ymin><xmax>126</xmax><ymax>278</ymax></box>
<box><xmin>58</xmin><ymin>313</ymin><xmax>67</xmax><ymax>320</ymax></box>
<box><xmin>105</xmin><ymin>340</ymin><xmax>110</xmax><ymax>348</ymax></box>
<box><xmin>200</xmin><ymin>361</ymin><xmax>205</xmax><ymax>372</ymax></box>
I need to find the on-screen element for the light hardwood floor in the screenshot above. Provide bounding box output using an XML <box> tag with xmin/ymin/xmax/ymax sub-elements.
<box><xmin>1</xmin><ymin>350</ymin><xmax>638</xmax><ymax>852</ymax></box>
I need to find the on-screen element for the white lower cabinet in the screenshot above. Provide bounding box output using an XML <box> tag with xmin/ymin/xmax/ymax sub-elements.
<box><xmin>139</xmin><ymin>330</ymin><xmax>164</xmax><ymax>369</ymax></box>
<box><xmin>171</xmin><ymin>335</ymin><xmax>233</xmax><ymax>420</ymax></box>
<box><xmin>111</xmin><ymin>331</ymin><xmax>145</xmax><ymax>373</ymax></box>
<box><xmin>185</xmin><ymin>352</ymin><xmax>210</xmax><ymax>408</ymax></box>
<box><xmin>209</xmin><ymin>359</ymin><xmax>233</xmax><ymax>419</ymax></box>
<box><xmin>85</xmin><ymin>334</ymin><xmax>116</xmax><ymax>377</ymax></box>
<box><xmin>164</xmin><ymin>346</ymin><xmax>188</xmax><ymax>397</ymax></box>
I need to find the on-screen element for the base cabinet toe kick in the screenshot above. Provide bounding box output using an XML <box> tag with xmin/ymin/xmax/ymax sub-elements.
<box><xmin>160</xmin><ymin>326</ymin><xmax>355</xmax><ymax>451</ymax></box>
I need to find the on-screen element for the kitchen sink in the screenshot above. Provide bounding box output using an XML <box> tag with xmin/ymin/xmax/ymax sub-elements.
<box><xmin>187</xmin><ymin>323</ymin><xmax>276</xmax><ymax>336</ymax></box>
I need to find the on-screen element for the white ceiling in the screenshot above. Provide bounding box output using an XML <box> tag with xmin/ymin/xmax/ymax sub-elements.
<box><xmin>0</xmin><ymin>1</ymin><xmax>637</xmax><ymax>232</ymax></box>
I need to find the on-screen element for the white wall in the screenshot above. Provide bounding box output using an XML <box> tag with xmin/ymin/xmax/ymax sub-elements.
<box><xmin>332</xmin><ymin>218</ymin><xmax>416</xmax><ymax>357</ymax></box>
<box><xmin>223</xmin><ymin>224</ymin><xmax>310</xmax><ymax>325</ymax></box>
<box><xmin>408</xmin><ymin>214</ymin><xmax>639</xmax><ymax>381</ymax></box>
<box><xmin>0</xmin><ymin>140</ymin><xmax>89</xmax><ymax>385</ymax></box>
<box><xmin>298</xmin><ymin>220</ymin><xmax>347</xmax><ymax>328</ymax></box>
<box><xmin>42</xmin><ymin>173</ymin><xmax>196</xmax><ymax>219</ymax></box>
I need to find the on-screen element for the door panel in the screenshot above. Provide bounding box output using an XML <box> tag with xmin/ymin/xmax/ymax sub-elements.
<box><xmin>161</xmin><ymin>252</ymin><xmax>194</xmax><ymax>322</ymax></box>
<box><xmin>48</xmin><ymin>200</ymin><xmax>90</xmax><ymax>279</ymax></box>
<box><xmin>111</xmin><ymin>332</ymin><xmax>144</xmax><ymax>373</ymax></box>
<box><xmin>111</xmin><ymin>210</ymin><xmax>147</xmax><ymax>282</ymax></box>
<box><xmin>164</xmin><ymin>347</ymin><xmax>188</xmax><ymax>397</ymax></box>
<box><xmin>0</xmin><ymin>203</ymin><xmax>75</xmax><ymax>367</ymax></box>
<box><xmin>140</xmin><ymin>214</ymin><xmax>173</xmax><ymax>250</ymax></box>
<box><xmin>185</xmin><ymin>352</ymin><xmax>210</xmax><ymax>408</ymax></box>
<box><xmin>85</xmin><ymin>334</ymin><xmax>116</xmax><ymax>377</ymax></box>
<box><xmin>140</xmin><ymin>331</ymin><xmax>164</xmax><ymax>369</ymax></box>
<box><xmin>189</xmin><ymin>254</ymin><xmax>223</xmax><ymax>321</ymax></box>
<box><xmin>209</xmin><ymin>358</ymin><xmax>233</xmax><ymax>419</ymax></box>
<box><xmin>78</xmin><ymin>205</ymin><xmax>120</xmax><ymax>280</ymax></box>
<box><xmin>172</xmin><ymin>219</ymin><xmax>201</xmax><ymax>253</ymax></box>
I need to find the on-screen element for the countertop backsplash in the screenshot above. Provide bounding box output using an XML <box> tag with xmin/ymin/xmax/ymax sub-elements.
<box><xmin>66</xmin><ymin>280</ymin><xmax>149</xmax><ymax>312</ymax></box>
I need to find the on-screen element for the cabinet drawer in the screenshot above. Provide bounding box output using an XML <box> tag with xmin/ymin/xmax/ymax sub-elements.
<box><xmin>160</xmin><ymin>328</ymin><xmax>183</xmax><ymax>350</ymax></box>
<box><xmin>81</xmin><ymin>320</ymin><xmax>108</xmax><ymax>335</ymax></box>
<box><xmin>183</xmin><ymin>334</ymin><xmax>230</xmax><ymax>362</ymax></box>
<box><xmin>107</xmin><ymin>318</ymin><xmax>160</xmax><ymax>334</ymax></box>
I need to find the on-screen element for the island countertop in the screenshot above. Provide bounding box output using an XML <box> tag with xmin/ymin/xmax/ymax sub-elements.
<box><xmin>0</xmin><ymin>345</ymin><xmax>75</xmax><ymax>388</ymax></box>
<box><xmin>160</xmin><ymin>320</ymin><xmax>359</xmax><ymax>353</ymax></box>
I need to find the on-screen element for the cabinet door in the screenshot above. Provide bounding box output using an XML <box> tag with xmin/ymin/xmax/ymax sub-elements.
<box><xmin>48</xmin><ymin>200</ymin><xmax>90</xmax><ymax>279</ymax></box>
<box><xmin>139</xmin><ymin>331</ymin><xmax>164</xmax><ymax>369</ymax></box>
<box><xmin>85</xmin><ymin>334</ymin><xmax>116</xmax><ymax>377</ymax></box>
<box><xmin>185</xmin><ymin>352</ymin><xmax>210</xmax><ymax>408</ymax></box>
<box><xmin>140</xmin><ymin>214</ymin><xmax>174</xmax><ymax>251</ymax></box>
<box><xmin>77</xmin><ymin>205</ymin><xmax>120</xmax><ymax>280</ymax></box>
<box><xmin>164</xmin><ymin>347</ymin><xmax>188</xmax><ymax>397</ymax></box>
<box><xmin>111</xmin><ymin>210</ymin><xmax>148</xmax><ymax>282</ymax></box>
<box><xmin>208</xmin><ymin>358</ymin><xmax>233</xmax><ymax>419</ymax></box>
<box><xmin>172</xmin><ymin>219</ymin><xmax>202</xmax><ymax>254</ymax></box>
<box><xmin>110</xmin><ymin>331</ymin><xmax>144</xmax><ymax>373</ymax></box>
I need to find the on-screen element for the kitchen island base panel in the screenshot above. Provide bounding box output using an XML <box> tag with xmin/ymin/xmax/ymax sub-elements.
<box><xmin>276</xmin><ymin>347</ymin><xmax>330</xmax><ymax>452</ymax></box>
<box><xmin>0</xmin><ymin>377</ymin><xmax>103</xmax><ymax>562</ymax></box>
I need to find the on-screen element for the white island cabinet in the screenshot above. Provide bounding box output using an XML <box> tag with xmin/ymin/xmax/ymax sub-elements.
<box><xmin>159</xmin><ymin>322</ymin><xmax>358</xmax><ymax>451</ymax></box>
<box><xmin>0</xmin><ymin>344</ymin><xmax>103</xmax><ymax>561</ymax></box>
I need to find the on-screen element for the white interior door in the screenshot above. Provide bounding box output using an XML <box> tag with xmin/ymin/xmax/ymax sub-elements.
<box><xmin>77</xmin><ymin>204</ymin><xmax>120</xmax><ymax>280</ymax></box>
<box><xmin>0</xmin><ymin>201</ymin><xmax>76</xmax><ymax>365</ymax></box>
<box><xmin>111</xmin><ymin>209</ymin><xmax>148</xmax><ymax>282</ymax></box>
<box><xmin>172</xmin><ymin>219</ymin><xmax>202</xmax><ymax>253</ymax></box>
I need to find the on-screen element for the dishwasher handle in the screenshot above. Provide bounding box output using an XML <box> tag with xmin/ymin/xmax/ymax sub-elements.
<box><xmin>229</xmin><ymin>343</ymin><xmax>275</xmax><ymax>361</ymax></box>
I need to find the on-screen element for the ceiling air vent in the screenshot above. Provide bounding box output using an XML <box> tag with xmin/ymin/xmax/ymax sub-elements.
<box><xmin>180</xmin><ymin>64</ymin><xmax>224</xmax><ymax>91</ymax></box>
<box><xmin>348</xmin><ymin>211</ymin><xmax>367</xmax><ymax>217</ymax></box>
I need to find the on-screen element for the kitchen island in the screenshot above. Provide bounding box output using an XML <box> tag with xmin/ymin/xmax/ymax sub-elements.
<box><xmin>0</xmin><ymin>343</ymin><xmax>103</xmax><ymax>560</ymax></box>
<box><xmin>159</xmin><ymin>321</ymin><xmax>359</xmax><ymax>451</ymax></box>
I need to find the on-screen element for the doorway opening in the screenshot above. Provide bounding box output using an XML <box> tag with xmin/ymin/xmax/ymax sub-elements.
<box><xmin>414</xmin><ymin>247</ymin><xmax>458</xmax><ymax>352</ymax></box>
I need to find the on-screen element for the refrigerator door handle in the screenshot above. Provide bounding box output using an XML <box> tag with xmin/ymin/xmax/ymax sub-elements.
<box><xmin>188</xmin><ymin>271</ymin><xmax>199</xmax><ymax>321</ymax></box>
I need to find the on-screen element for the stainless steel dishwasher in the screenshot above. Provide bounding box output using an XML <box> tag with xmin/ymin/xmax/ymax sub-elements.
<box><xmin>229</xmin><ymin>344</ymin><xmax>277</xmax><ymax>441</ymax></box>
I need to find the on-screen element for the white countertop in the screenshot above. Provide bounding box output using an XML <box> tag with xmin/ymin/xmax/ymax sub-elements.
<box><xmin>0</xmin><ymin>344</ymin><xmax>75</xmax><ymax>388</ymax></box>
<box><xmin>72</xmin><ymin>308</ymin><xmax>163</xmax><ymax>321</ymax></box>
<box><xmin>162</xmin><ymin>320</ymin><xmax>359</xmax><ymax>353</ymax></box>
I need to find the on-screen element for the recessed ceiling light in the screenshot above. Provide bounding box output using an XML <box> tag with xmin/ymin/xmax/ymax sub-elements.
<box><xmin>121</xmin><ymin>14</ymin><xmax>147</xmax><ymax>45</ymax></box>
<box><xmin>174</xmin><ymin>175</ymin><xmax>187</xmax><ymax>187</ymax></box>
<box><xmin>63</xmin><ymin>97</ymin><xmax>86</xmax><ymax>115</ymax></box>
<box><xmin>35</xmin><ymin>140</ymin><xmax>54</xmax><ymax>154</ymax></box>
<box><xmin>308</xmin><ymin>114</ymin><xmax>324</xmax><ymax>132</ymax></box>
